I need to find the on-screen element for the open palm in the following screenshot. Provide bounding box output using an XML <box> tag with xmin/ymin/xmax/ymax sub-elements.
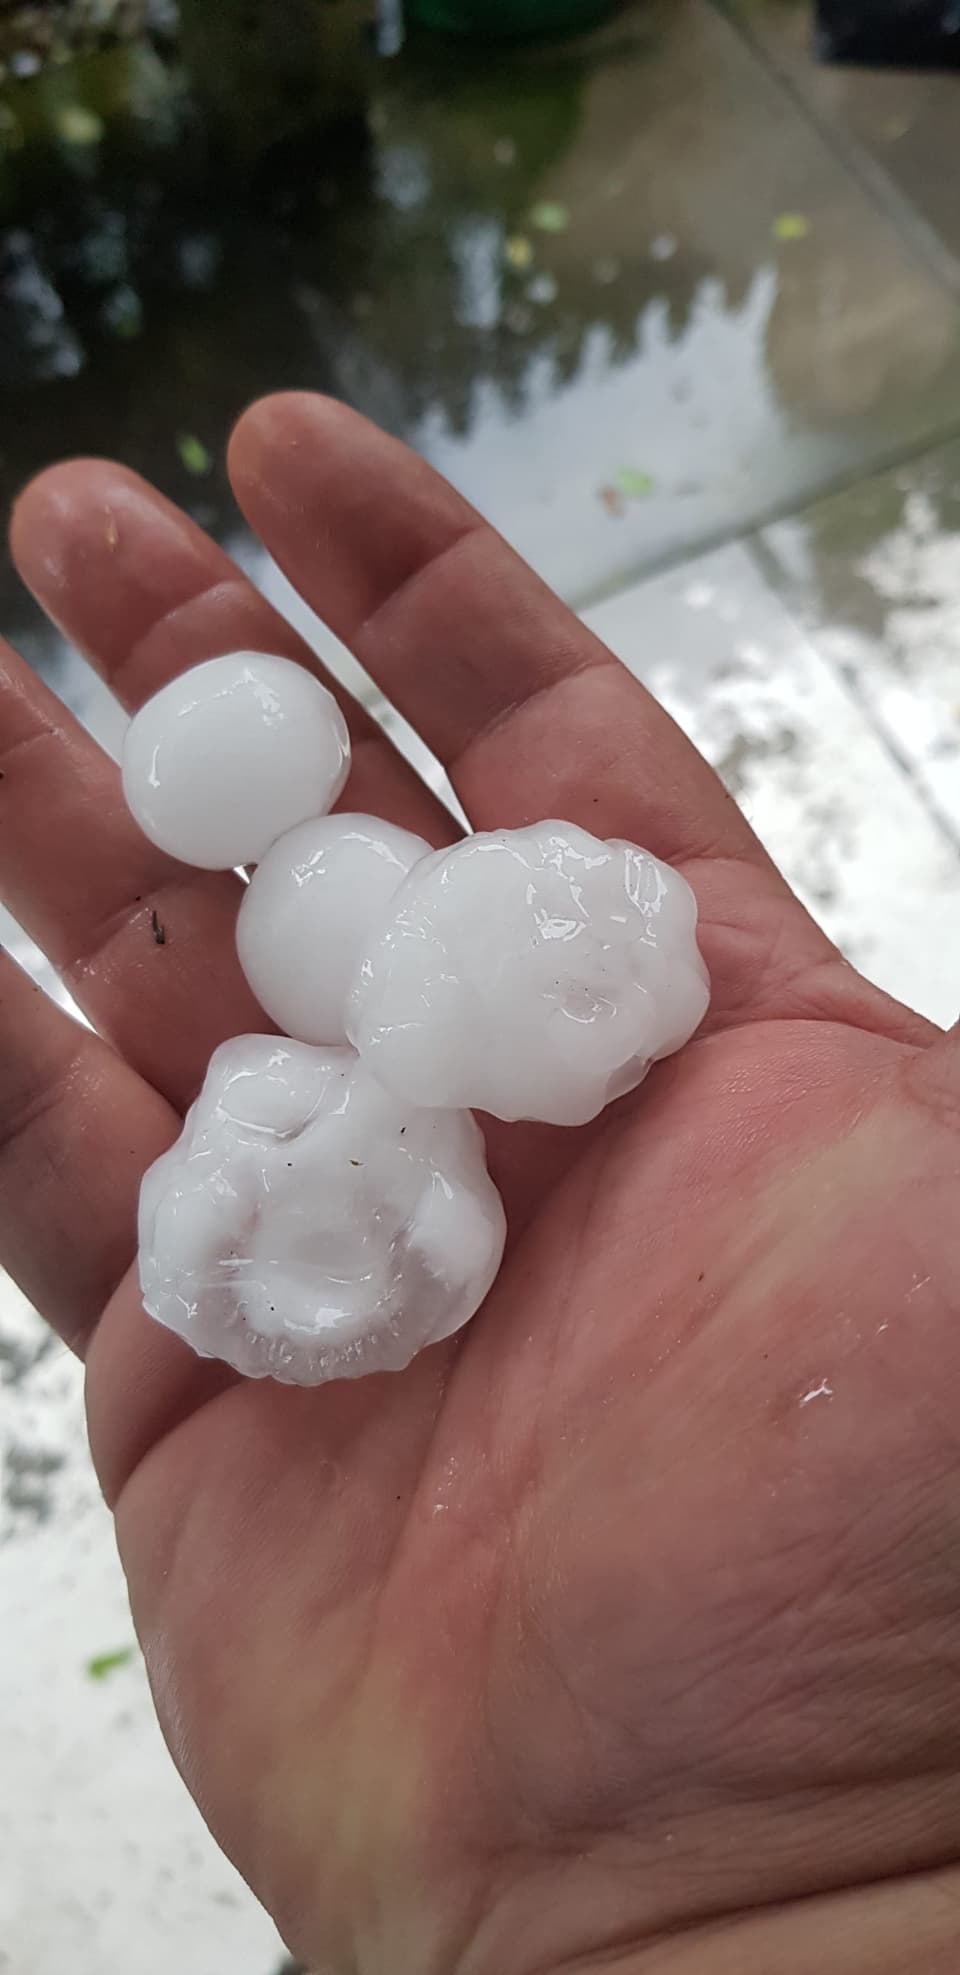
<box><xmin>4</xmin><ymin>395</ymin><xmax>960</xmax><ymax>1975</ymax></box>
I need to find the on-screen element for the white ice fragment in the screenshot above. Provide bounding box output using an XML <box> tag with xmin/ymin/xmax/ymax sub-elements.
<box><xmin>348</xmin><ymin>821</ymin><xmax>710</xmax><ymax>1127</ymax></box>
<box><xmin>237</xmin><ymin>814</ymin><xmax>431</xmax><ymax>1046</ymax></box>
<box><xmin>139</xmin><ymin>1036</ymin><xmax>506</xmax><ymax>1384</ymax></box>
<box><xmin>122</xmin><ymin>653</ymin><xmax>350</xmax><ymax>870</ymax></box>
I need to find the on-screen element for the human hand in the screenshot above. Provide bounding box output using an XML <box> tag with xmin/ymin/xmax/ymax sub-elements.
<box><xmin>4</xmin><ymin>395</ymin><xmax>960</xmax><ymax>1975</ymax></box>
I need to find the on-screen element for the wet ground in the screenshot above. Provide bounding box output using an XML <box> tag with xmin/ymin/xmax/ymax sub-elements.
<box><xmin>3</xmin><ymin>3</ymin><xmax>960</xmax><ymax>1969</ymax></box>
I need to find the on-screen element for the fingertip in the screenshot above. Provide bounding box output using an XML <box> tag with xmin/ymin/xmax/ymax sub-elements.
<box><xmin>228</xmin><ymin>395</ymin><xmax>337</xmax><ymax>539</ymax></box>
<box><xmin>12</xmin><ymin>455</ymin><xmax>138</xmax><ymax>535</ymax></box>
<box><xmin>10</xmin><ymin>460</ymin><xmax>83</xmax><ymax>596</ymax></box>
<box><xmin>228</xmin><ymin>389</ymin><xmax>351</xmax><ymax>469</ymax></box>
<box><xmin>227</xmin><ymin>392</ymin><xmax>397</xmax><ymax>517</ymax></box>
<box><xmin>10</xmin><ymin>459</ymin><xmax>157</xmax><ymax>603</ymax></box>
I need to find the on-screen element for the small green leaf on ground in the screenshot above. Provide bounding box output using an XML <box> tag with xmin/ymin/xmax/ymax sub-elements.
<box><xmin>55</xmin><ymin>105</ymin><xmax>105</xmax><ymax>147</ymax></box>
<box><xmin>177</xmin><ymin>432</ymin><xmax>212</xmax><ymax>476</ymax></box>
<box><xmin>529</xmin><ymin>200</ymin><xmax>569</xmax><ymax>234</ymax></box>
<box><xmin>504</xmin><ymin>234</ymin><xmax>533</xmax><ymax>270</ymax></box>
<box><xmin>614</xmin><ymin>467</ymin><xmax>655</xmax><ymax>499</ymax></box>
<box><xmin>772</xmin><ymin>212</ymin><xmax>810</xmax><ymax>242</ymax></box>
<box><xmin>86</xmin><ymin>1646</ymin><xmax>135</xmax><ymax>1681</ymax></box>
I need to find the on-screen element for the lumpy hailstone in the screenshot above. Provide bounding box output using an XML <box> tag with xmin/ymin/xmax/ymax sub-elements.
<box><xmin>237</xmin><ymin>815</ymin><xmax>430</xmax><ymax>1046</ymax></box>
<box><xmin>122</xmin><ymin>652</ymin><xmax>350</xmax><ymax>870</ymax></box>
<box><xmin>139</xmin><ymin>1037</ymin><xmax>506</xmax><ymax>1384</ymax></box>
<box><xmin>349</xmin><ymin>821</ymin><xmax>710</xmax><ymax>1127</ymax></box>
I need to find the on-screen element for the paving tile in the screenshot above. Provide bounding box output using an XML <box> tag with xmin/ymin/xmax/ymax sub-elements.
<box><xmin>726</xmin><ymin>0</ymin><xmax>960</xmax><ymax>284</ymax></box>
<box><xmin>582</xmin><ymin>540</ymin><xmax>960</xmax><ymax>1026</ymax></box>
<box><xmin>391</xmin><ymin>0</ymin><xmax>960</xmax><ymax>605</ymax></box>
<box><xmin>757</xmin><ymin>438</ymin><xmax>960</xmax><ymax>843</ymax></box>
<box><xmin>7</xmin><ymin>0</ymin><xmax>960</xmax><ymax>637</ymax></box>
<box><xmin>0</xmin><ymin>1330</ymin><xmax>284</xmax><ymax>1975</ymax></box>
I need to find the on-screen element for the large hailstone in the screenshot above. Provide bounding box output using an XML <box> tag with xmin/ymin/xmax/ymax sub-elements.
<box><xmin>237</xmin><ymin>815</ymin><xmax>431</xmax><ymax>1046</ymax></box>
<box><xmin>122</xmin><ymin>653</ymin><xmax>350</xmax><ymax>870</ymax></box>
<box><xmin>139</xmin><ymin>1036</ymin><xmax>506</xmax><ymax>1384</ymax></box>
<box><xmin>348</xmin><ymin>821</ymin><xmax>710</xmax><ymax>1127</ymax></box>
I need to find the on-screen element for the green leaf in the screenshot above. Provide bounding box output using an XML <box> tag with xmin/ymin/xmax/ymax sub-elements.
<box><xmin>614</xmin><ymin>466</ymin><xmax>655</xmax><ymax>499</ymax></box>
<box><xmin>177</xmin><ymin>433</ymin><xmax>212</xmax><ymax>477</ymax></box>
<box><xmin>529</xmin><ymin>200</ymin><xmax>569</xmax><ymax>234</ymax></box>
<box><xmin>54</xmin><ymin>105</ymin><xmax>105</xmax><ymax>148</ymax></box>
<box><xmin>504</xmin><ymin>234</ymin><xmax>533</xmax><ymax>270</ymax></box>
<box><xmin>772</xmin><ymin>212</ymin><xmax>810</xmax><ymax>242</ymax></box>
<box><xmin>86</xmin><ymin>1646</ymin><xmax>135</xmax><ymax>1681</ymax></box>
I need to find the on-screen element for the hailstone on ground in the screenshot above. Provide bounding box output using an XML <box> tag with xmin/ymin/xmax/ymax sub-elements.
<box><xmin>139</xmin><ymin>1036</ymin><xmax>506</xmax><ymax>1385</ymax></box>
<box><xmin>348</xmin><ymin>821</ymin><xmax>710</xmax><ymax>1127</ymax></box>
<box><xmin>122</xmin><ymin>652</ymin><xmax>350</xmax><ymax>870</ymax></box>
<box><xmin>237</xmin><ymin>814</ymin><xmax>431</xmax><ymax>1046</ymax></box>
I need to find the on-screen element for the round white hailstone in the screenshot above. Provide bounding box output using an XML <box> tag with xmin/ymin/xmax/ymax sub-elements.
<box><xmin>139</xmin><ymin>1036</ymin><xmax>506</xmax><ymax>1385</ymax></box>
<box><xmin>347</xmin><ymin>821</ymin><xmax>710</xmax><ymax>1127</ymax></box>
<box><xmin>122</xmin><ymin>653</ymin><xmax>350</xmax><ymax>870</ymax></box>
<box><xmin>236</xmin><ymin>814</ymin><xmax>431</xmax><ymax>1047</ymax></box>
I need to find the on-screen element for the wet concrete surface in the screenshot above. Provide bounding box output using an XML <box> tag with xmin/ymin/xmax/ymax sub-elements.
<box><xmin>757</xmin><ymin>438</ymin><xmax>960</xmax><ymax>850</ymax></box>
<box><xmin>3</xmin><ymin>2</ymin><xmax>960</xmax><ymax>1969</ymax></box>
<box><xmin>729</xmin><ymin>0</ymin><xmax>960</xmax><ymax>289</ymax></box>
<box><xmin>585</xmin><ymin>539</ymin><xmax>960</xmax><ymax>1027</ymax></box>
<box><xmin>402</xmin><ymin>0</ymin><xmax>960</xmax><ymax>603</ymax></box>
<box><xmin>6</xmin><ymin>0</ymin><xmax>960</xmax><ymax>636</ymax></box>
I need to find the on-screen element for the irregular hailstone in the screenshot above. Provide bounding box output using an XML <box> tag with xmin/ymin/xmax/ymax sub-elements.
<box><xmin>122</xmin><ymin>652</ymin><xmax>350</xmax><ymax>870</ymax></box>
<box><xmin>237</xmin><ymin>814</ymin><xmax>431</xmax><ymax>1046</ymax></box>
<box><xmin>348</xmin><ymin>821</ymin><xmax>710</xmax><ymax>1127</ymax></box>
<box><xmin>139</xmin><ymin>1036</ymin><xmax>506</xmax><ymax>1384</ymax></box>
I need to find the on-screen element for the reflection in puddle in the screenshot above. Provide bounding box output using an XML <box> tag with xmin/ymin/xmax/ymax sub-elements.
<box><xmin>5</xmin><ymin>0</ymin><xmax>960</xmax><ymax>656</ymax></box>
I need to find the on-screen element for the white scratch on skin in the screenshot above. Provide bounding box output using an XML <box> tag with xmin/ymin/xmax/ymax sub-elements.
<box><xmin>800</xmin><ymin>1377</ymin><xmax>834</xmax><ymax>1407</ymax></box>
<box><xmin>907</xmin><ymin>1274</ymin><xmax>932</xmax><ymax>1299</ymax></box>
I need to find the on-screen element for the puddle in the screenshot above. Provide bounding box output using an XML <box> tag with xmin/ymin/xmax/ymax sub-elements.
<box><xmin>5</xmin><ymin>0</ymin><xmax>960</xmax><ymax>681</ymax></box>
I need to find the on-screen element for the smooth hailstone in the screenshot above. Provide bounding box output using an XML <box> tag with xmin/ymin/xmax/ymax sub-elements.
<box><xmin>139</xmin><ymin>1036</ymin><xmax>506</xmax><ymax>1384</ymax></box>
<box><xmin>122</xmin><ymin>652</ymin><xmax>350</xmax><ymax>870</ymax></box>
<box><xmin>237</xmin><ymin>814</ymin><xmax>431</xmax><ymax>1047</ymax></box>
<box><xmin>348</xmin><ymin>821</ymin><xmax>710</xmax><ymax>1127</ymax></box>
